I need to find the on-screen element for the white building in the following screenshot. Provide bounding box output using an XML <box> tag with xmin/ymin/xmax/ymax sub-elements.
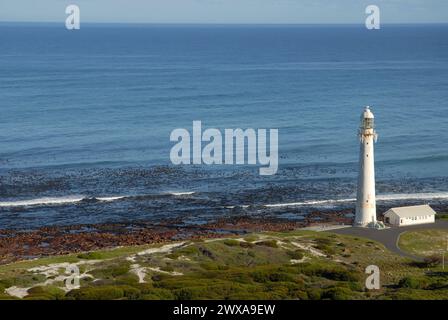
<box><xmin>383</xmin><ymin>205</ymin><xmax>436</xmax><ymax>227</ymax></box>
<box><xmin>355</xmin><ymin>106</ymin><xmax>380</xmax><ymax>228</ymax></box>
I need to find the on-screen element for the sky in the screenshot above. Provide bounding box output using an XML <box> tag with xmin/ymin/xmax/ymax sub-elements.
<box><xmin>0</xmin><ymin>0</ymin><xmax>447</xmax><ymax>24</ymax></box>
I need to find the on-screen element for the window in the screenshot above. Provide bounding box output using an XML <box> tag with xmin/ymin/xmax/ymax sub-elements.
<box><xmin>363</xmin><ymin>118</ymin><xmax>374</xmax><ymax>129</ymax></box>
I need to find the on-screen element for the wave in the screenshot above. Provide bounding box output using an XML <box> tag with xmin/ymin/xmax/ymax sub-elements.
<box><xmin>169</xmin><ymin>192</ymin><xmax>195</xmax><ymax>196</ymax></box>
<box><xmin>264</xmin><ymin>198</ymin><xmax>355</xmax><ymax>208</ymax></box>
<box><xmin>0</xmin><ymin>195</ymin><xmax>126</xmax><ymax>208</ymax></box>
<box><xmin>1</xmin><ymin>191</ymin><xmax>447</xmax><ymax>209</ymax></box>
<box><xmin>0</xmin><ymin>196</ymin><xmax>85</xmax><ymax>207</ymax></box>
<box><xmin>0</xmin><ymin>192</ymin><xmax>195</xmax><ymax>208</ymax></box>
<box><xmin>95</xmin><ymin>196</ymin><xmax>126</xmax><ymax>202</ymax></box>
<box><xmin>263</xmin><ymin>192</ymin><xmax>448</xmax><ymax>208</ymax></box>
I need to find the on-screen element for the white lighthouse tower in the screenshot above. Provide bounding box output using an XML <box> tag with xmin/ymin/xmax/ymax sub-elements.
<box><xmin>355</xmin><ymin>106</ymin><xmax>380</xmax><ymax>228</ymax></box>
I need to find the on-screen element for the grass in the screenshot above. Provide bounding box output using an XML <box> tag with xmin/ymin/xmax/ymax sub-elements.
<box><xmin>436</xmin><ymin>213</ymin><xmax>448</xmax><ymax>221</ymax></box>
<box><xmin>0</xmin><ymin>230</ymin><xmax>447</xmax><ymax>300</ymax></box>
<box><xmin>399</xmin><ymin>229</ymin><xmax>448</xmax><ymax>257</ymax></box>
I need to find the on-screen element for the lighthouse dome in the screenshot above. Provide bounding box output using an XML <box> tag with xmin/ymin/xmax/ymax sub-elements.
<box><xmin>362</xmin><ymin>106</ymin><xmax>374</xmax><ymax>119</ymax></box>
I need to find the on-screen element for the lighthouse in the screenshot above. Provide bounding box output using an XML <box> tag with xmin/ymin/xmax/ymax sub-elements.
<box><xmin>355</xmin><ymin>106</ymin><xmax>379</xmax><ymax>228</ymax></box>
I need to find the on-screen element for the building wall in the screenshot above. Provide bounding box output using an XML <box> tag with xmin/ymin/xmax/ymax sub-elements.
<box><xmin>385</xmin><ymin>212</ymin><xmax>435</xmax><ymax>226</ymax></box>
<box><xmin>399</xmin><ymin>214</ymin><xmax>435</xmax><ymax>226</ymax></box>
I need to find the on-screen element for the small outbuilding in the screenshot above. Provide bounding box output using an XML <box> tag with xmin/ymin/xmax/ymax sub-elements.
<box><xmin>383</xmin><ymin>204</ymin><xmax>436</xmax><ymax>227</ymax></box>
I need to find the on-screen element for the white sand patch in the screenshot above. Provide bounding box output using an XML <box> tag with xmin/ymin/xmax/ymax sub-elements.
<box><xmin>4</xmin><ymin>271</ymin><xmax>94</xmax><ymax>298</ymax></box>
<box><xmin>276</xmin><ymin>240</ymin><xmax>291</xmax><ymax>249</ymax></box>
<box><xmin>5</xmin><ymin>286</ymin><xmax>31</xmax><ymax>299</ymax></box>
<box><xmin>130</xmin><ymin>264</ymin><xmax>147</xmax><ymax>283</ymax></box>
<box><xmin>27</xmin><ymin>259</ymin><xmax>102</xmax><ymax>276</ymax></box>
<box><xmin>205</xmin><ymin>237</ymin><xmax>248</xmax><ymax>243</ymax></box>
<box><xmin>178</xmin><ymin>255</ymin><xmax>191</xmax><ymax>261</ymax></box>
<box><xmin>147</xmin><ymin>267</ymin><xmax>183</xmax><ymax>276</ymax></box>
<box><xmin>333</xmin><ymin>259</ymin><xmax>344</xmax><ymax>263</ymax></box>
<box><xmin>137</xmin><ymin>242</ymin><xmax>185</xmax><ymax>256</ymax></box>
<box><xmin>3</xmin><ymin>260</ymin><xmax>102</xmax><ymax>298</ymax></box>
<box><xmin>291</xmin><ymin>242</ymin><xmax>326</xmax><ymax>257</ymax></box>
<box><xmin>290</xmin><ymin>257</ymin><xmax>309</xmax><ymax>264</ymax></box>
<box><xmin>123</xmin><ymin>242</ymin><xmax>186</xmax><ymax>282</ymax></box>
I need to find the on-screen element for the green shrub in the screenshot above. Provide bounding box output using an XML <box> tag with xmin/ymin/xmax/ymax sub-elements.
<box><xmin>66</xmin><ymin>286</ymin><xmax>125</xmax><ymax>300</ymax></box>
<box><xmin>224</xmin><ymin>239</ymin><xmax>240</xmax><ymax>247</ymax></box>
<box><xmin>198</xmin><ymin>247</ymin><xmax>215</xmax><ymax>259</ymax></box>
<box><xmin>115</xmin><ymin>274</ymin><xmax>140</xmax><ymax>286</ymax></box>
<box><xmin>256</xmin><ymin>240</ymin><xmax>278</xmax><ymax>248</ymax></box>
<box><xmin>166</xmin><ymin>253</ymin><xmax>180</xmax><ymax>260</ymax></box>
<box><xmin>315</xmin><ymin>238</ymin><xmax>333</xmax><ymax>246</ymax></box>
<box><xmin>77</xmin><ymin>252</ymin><xmax>105</xmax><ymax>260</ymax></box>
<box><xmin>286</xmin><ymin>250</ymin><xmax>304</xmax><ymax>260</ymax></box>
<box><xmin>424</xmin><ymin>255</ymin><xmax>442</xmax><ymax>268</ymax></box>
<box><xmin>137</xmin><ymin>283</ymin><xmax>173</xmax><ymax>297</ymax></box>
<box><xmin>436</xmin><ymin>213</ymin><xmax>448</xmax><ymax>220</ymax></box>
<box><xmin>239</xmin><ymin>241</ymin><xmax>254</xmax><ymax>248</ymax></box>
<box><xmin>1</xmin><ymin>274</ymin><xmax>46</xmax><ymax>287</ymax></box>
<box><xmin>177</xmin><ymin>246</ymin><xmax>200</xmax><ymax>256</ymax></box>
<box><xmin>289</xmin><ymin>289</ymin><xmax>308</xmax><ymax>300</ymax></box>
<box><xmin>24</xmin><ymin>286</ymin><xmax>66</xmax><ymax>300</ymax></box>
<box><xmin>321</xmin><ymin>287</ymin><xmax>355</xmax><ymax>300</ymax></box>
<box><xmin>200</xmin><ymin>262</ymin><xmax>219</xmax><ymax>270</ymax></box>
<box><xmin>294</xmin><ymin>263</ymin><xmax>360</xmax><ymax>282</ymax></box>
<box><xmin>398</xmin><ymin>276</ymin><xmax>428</xmax><ymax>289</ymax></box>
<box><xmin>306</xmin><ymin>288</ymin><xmax>322</xmax><ymax>300</ymax></box>
<box><xmin>251</xmin><ymin>270</ymin><xmax>294</xmax><ymax>283</ymax></box>
<box><xmin>24</xmin><ymin>294</ymin><xmax>54</xmax><ymax>300</ymax></box>
<box><xmin>29</xmin><ymin>286</ymin><xmax>48</xmax><ymax>296</ymax></box>
<box><xmin>229</xmin><ymin>272</ymin><xmax>253</xmax><ymax>284</ymax></box>
<box><xmin>140</xmin><ymin>287</ymin><xmax>175</xmax><ymax>300</ymax></box>
<box><xmin>247</xmin><ymin>251</ymin><xmax>256</xmax><ymax>258</ymax></box>
<box><xmin>174</xmin><ymin>288</ymin><xmax>194</xmax><ymax>300</ymax></box>
<box><xmin>251</xmin><ymin>271</ymin><xmax>271</xmax><ymax>283</ymax></box>
<box><xmin>0</xmin><ymin>279</ymin><xmax>13</xmax><ymax>289</ymax></box>
<box><xmin>92</xmin><ymin>262</ymin><xmax>130</xmax><ymax>279</ymax></box>
<box><xmin>314</xmin><ymin>244</ymin><xmax>336</xmax><ymax>256</ymax></box>
<box><xmin>319</xmin><ymin>268</ymin><xmax>359</xmax><ymax>282</ymax></box>
<box><xmin>161</xmin><ymin>265</ymin><xmax>174</xmax><ymax>272</ymax></box>
<box><xmin>121</xmin><ymin>286</ymin><xmax>141</xmax><ymax>300</ymax></box>
<box><xmin>243</xmin><ymin>235</ymin><xmax>258</xmax><ymax>242</ymax></box>
<box><xmin>268</xmin><ymin>273</ymin><xmax>295</xmax><ymax>282</ymax></box>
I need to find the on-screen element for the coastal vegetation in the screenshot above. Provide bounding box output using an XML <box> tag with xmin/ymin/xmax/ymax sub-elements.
<box><xmin>0</xmin><ymin>230</ymin><xmax>447</xmax><ymax>300</ymax></box>
<box><xmin>398</xmin><ymin>229</ymin><xmax>448</xmax><ymax>257</ymax></box>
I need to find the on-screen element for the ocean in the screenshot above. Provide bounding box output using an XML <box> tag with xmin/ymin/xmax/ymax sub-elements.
<box><xmin>1</xmin><ymin>23</ymin><xmax>448</xmax><ymax>230</ymax></box>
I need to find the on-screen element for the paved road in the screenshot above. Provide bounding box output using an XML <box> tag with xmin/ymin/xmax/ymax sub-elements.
<box><xmin>331</xmin><ymin>220</ymin><xmax>448</xmax><ymax>261</ymax></box>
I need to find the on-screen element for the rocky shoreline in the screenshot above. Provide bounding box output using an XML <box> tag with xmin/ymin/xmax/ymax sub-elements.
<box><xmin>1</xmin><ymin>202</ymin><xmax>446</xmax><ymax>265</ymax></box>
<box><xmin>0</xmin><ymin>209</ymin><xmax>353</xmax><ymax>265</ymax></box>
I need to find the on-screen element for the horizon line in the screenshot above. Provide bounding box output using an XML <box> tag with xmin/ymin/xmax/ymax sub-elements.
<box><xmin>1</xmin><ymin>21</ymin><xmax>448</xmax><ymax>26</ymax></box>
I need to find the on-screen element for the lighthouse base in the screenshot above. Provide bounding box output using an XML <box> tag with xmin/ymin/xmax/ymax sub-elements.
<box><xmin>353</xmin><ymin>221</ymin><xmax>386</xmax><ymax>229</ymax></box>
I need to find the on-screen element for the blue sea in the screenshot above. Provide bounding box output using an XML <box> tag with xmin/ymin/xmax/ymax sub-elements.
<box><xmin>1</xmin><ymin>23</ymin><xmax>448</xmax><ymax>230</ymax></box>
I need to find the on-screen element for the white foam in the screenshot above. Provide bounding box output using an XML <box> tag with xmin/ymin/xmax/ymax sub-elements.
<box><xmin>0</xmin><ymin>196</ymin><xmax>85</xmax><ymax>207</ymax></box>
<box><xmin>170</xmin><ymin>192</ymin><xmax>195</xmax><ymax>196</ymax></box>
<box><xmin>0</xmin><ymin>195</ymin><xmax>126</xmax><ymax>208</ymax></box>
<box><xmin>263</xmin><ymin>192</ymin><xmax>448</xmax><ymax>208</ymax></box>
<box><xmin>376</xmin><ymin>192</ymin><xmax>448</xmax><ymax>201</ymax></box>
<box><xmin>96</xmin><ymin>196</ymin><xmax>126</xmax><ymax>202</ymax></box>
<box><xmin>265</xmin><ymin>198</ymin><xmax>355</xmax><ymax>208</ymax></box>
